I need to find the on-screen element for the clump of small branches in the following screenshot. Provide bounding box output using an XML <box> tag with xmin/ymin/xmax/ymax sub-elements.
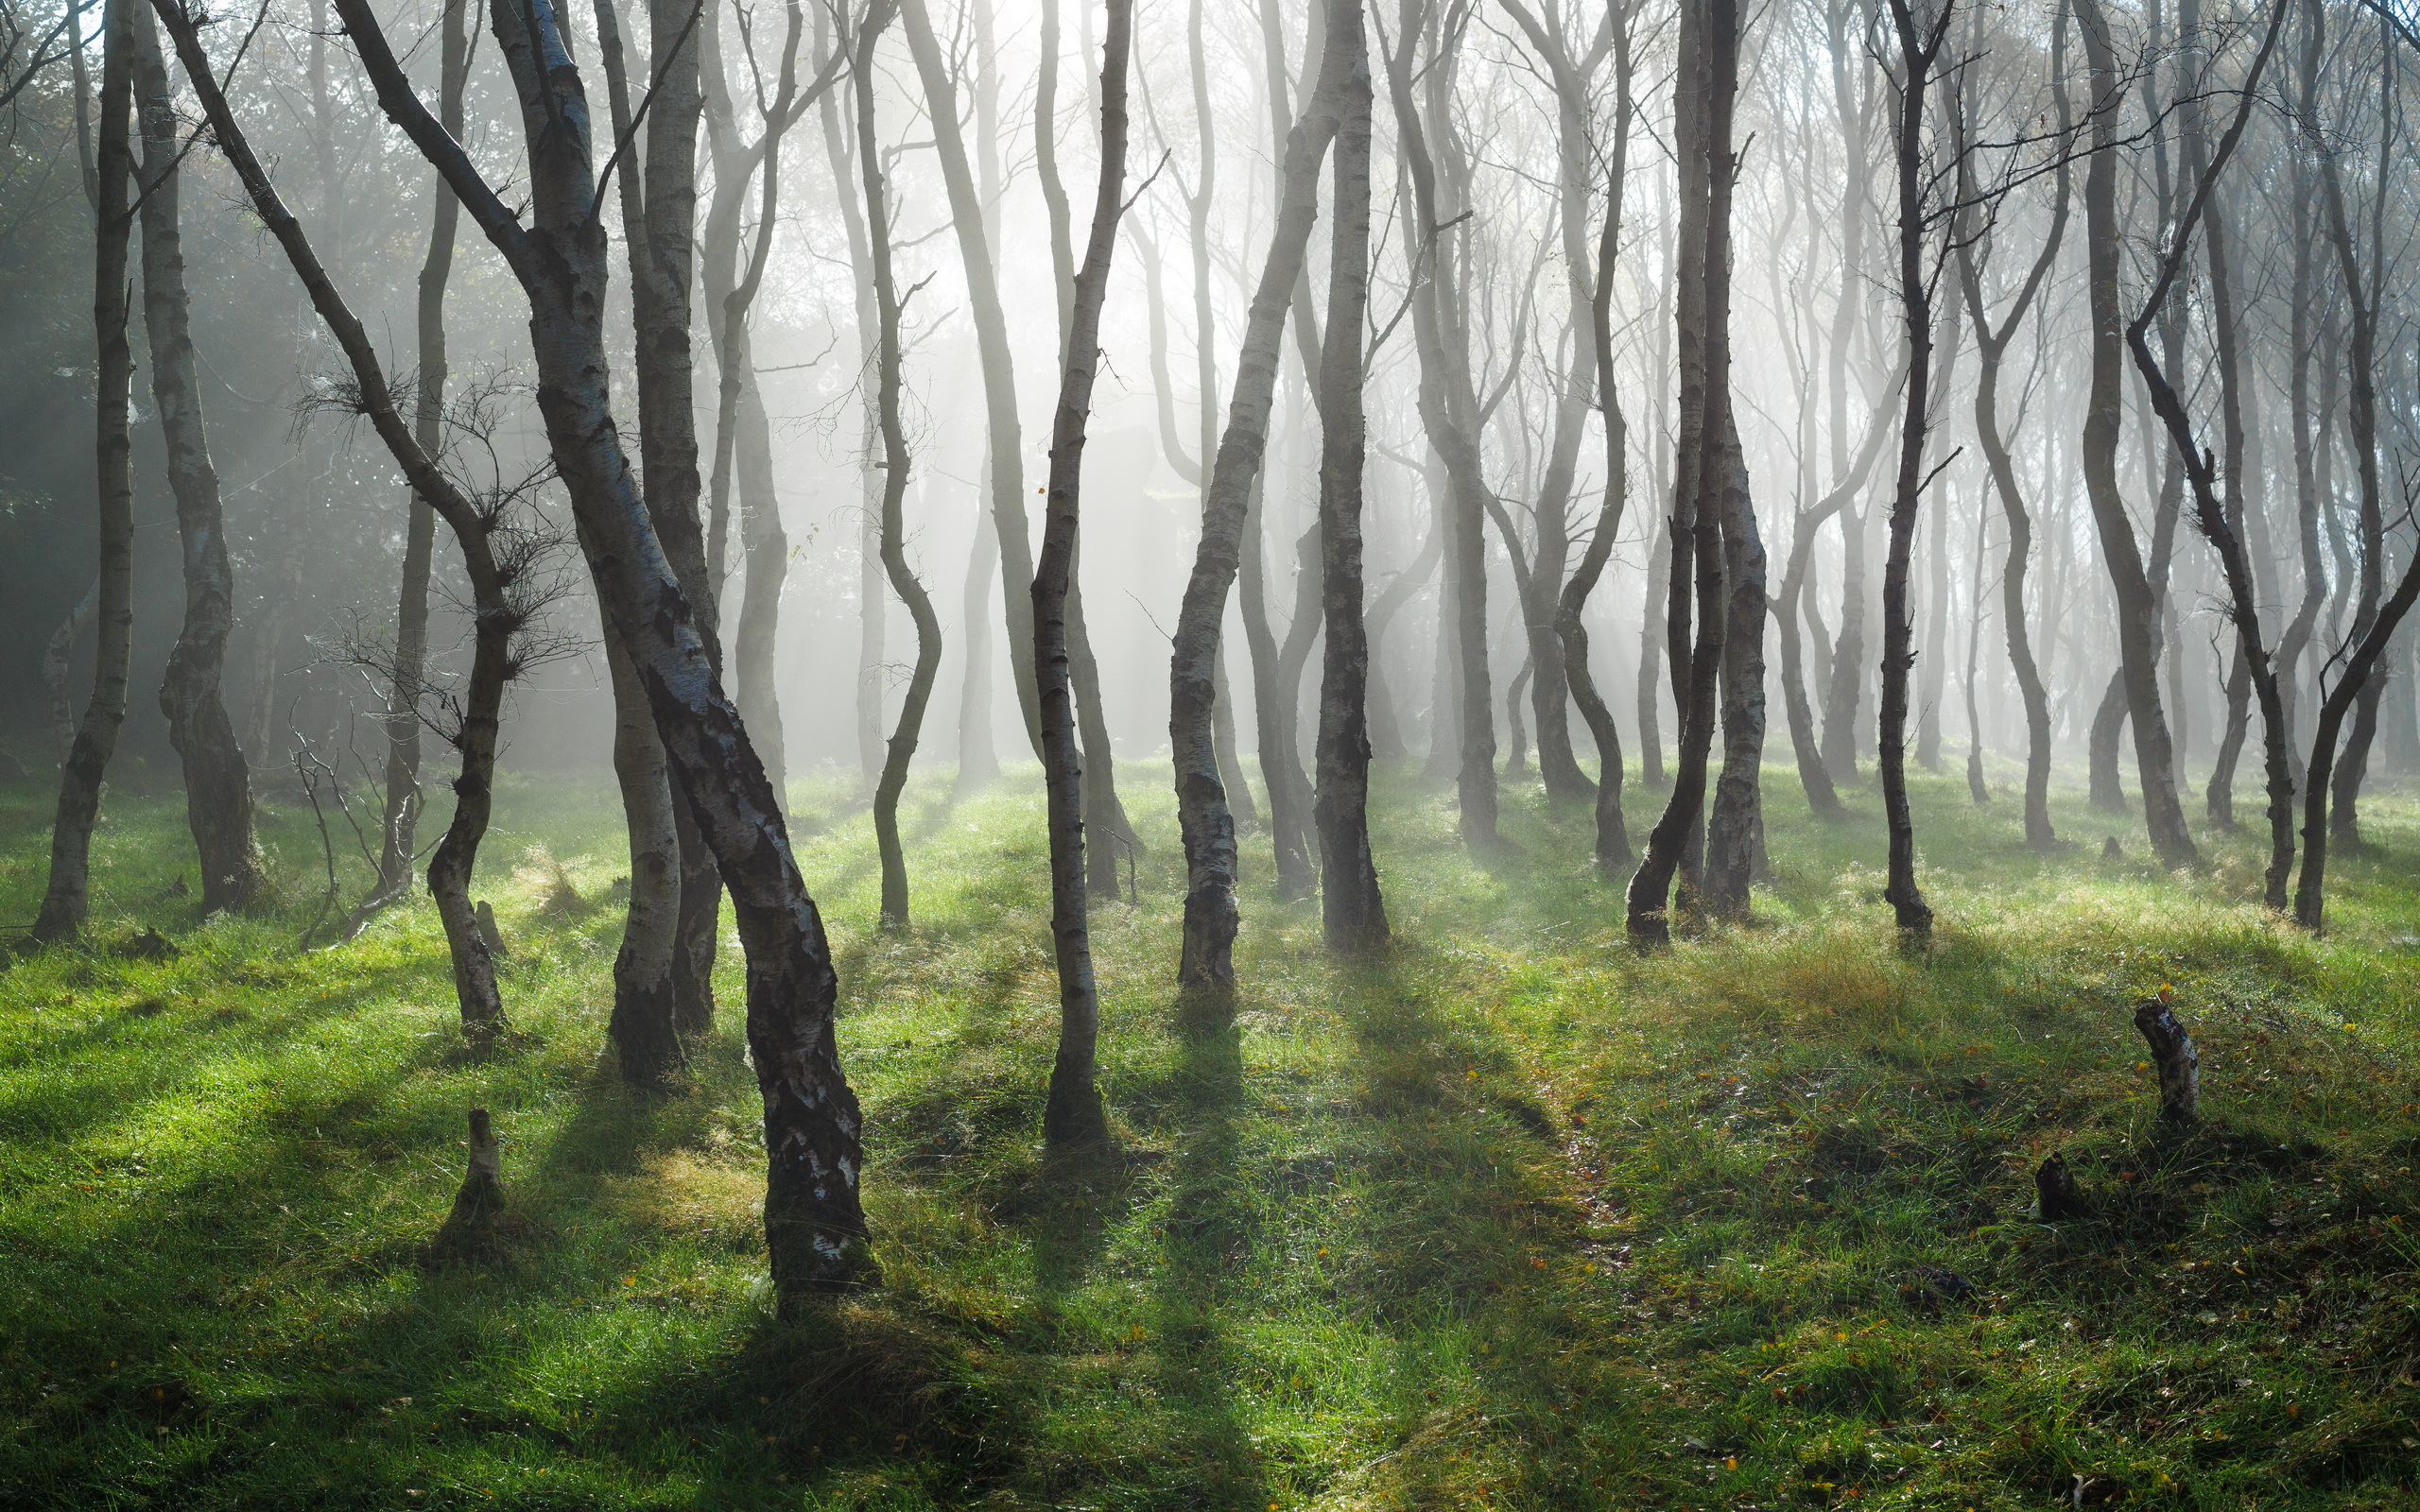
<box><xmin>307</xmin><ymin>375</ymin><xmax>589</xmax><ymax>936</ymax></box>
<box><xmin>318</xmin><ymin>377</ymin><xmax>586</xmax><ymax>753</ymax></box>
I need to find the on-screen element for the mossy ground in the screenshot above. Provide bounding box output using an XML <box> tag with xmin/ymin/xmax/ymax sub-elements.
<box><xmin>2</xmin><ymin>755</ymin><xmax>2417</xmax><ymax>1510</ymax></box>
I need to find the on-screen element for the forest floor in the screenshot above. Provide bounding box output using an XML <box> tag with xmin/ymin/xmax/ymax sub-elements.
<box><xmin>2</xmin><ymin>757</ymin><xmax>2419</xmax><ymax>1511</ymax></box>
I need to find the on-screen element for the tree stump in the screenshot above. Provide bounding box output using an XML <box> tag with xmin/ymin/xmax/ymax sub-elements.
<box><xmin>2036</xmin><ymin>1153</ymin><xmax>2087</xmax><ymax>1220</ymax></box>
<box><xmin>2133</xmin><ymin>988</ymin><xmax>2199</xmax><ymax>1123</ymax></box>
<box><xmin>430</xmin><ymin>1108</ymin><xmax>508</xmax><ymax>1259</ymax></box>
<box><xmin>474</xmin><ymin>901</ymin><xmax>509</xmax><ymax>959</ymax></box>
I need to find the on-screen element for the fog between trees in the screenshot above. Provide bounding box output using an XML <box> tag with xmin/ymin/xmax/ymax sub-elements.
<box><xmin>6</xmin><ymin>0</ymin><xmax>2420</xmax><ymax>1297</ymax></box>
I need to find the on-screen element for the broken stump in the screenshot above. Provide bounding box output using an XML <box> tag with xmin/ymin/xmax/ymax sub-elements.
<box><xmin>2133</xmin><ymin>988</ymin><xmax>2199</xmax><ymax>1123</ymax></box>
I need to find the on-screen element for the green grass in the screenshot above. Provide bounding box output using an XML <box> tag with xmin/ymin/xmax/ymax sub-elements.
<box><xmin>2</xmin><ymin>753</ymin><xmax>2418</xmax><ymax>1510</ymax></box>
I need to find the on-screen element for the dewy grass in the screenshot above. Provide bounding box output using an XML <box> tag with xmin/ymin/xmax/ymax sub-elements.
<box><xmin>1</xmin><ymin>762</ymin><xmax>2417</xmax><ymax>1509</ymax></box>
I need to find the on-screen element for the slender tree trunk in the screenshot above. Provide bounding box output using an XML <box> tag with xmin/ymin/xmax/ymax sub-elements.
<box><xmin>2315</xmin><ymin>0</ymin><xmax>2386</xmax><ymax>850</ymax></box>
<box><xmin>1036</xmin><ymin>0</ymin><xmax>1136</xmax><ymax>884</ymax></box>
<box><xmin>1820</xmin><ymin>506</ymin><xmax>1871</xmax><ymax>784</ymax></box>
<box><xmin>31</xmin><ymin>0</ymin><xmax>133</xmax><ymax>945</ymax></box>
<box><xmin>2275</xmin><ymin>11</ymin><xmax>2325</xmax><ymax>786</ymax></box>
<box><xmin>604</xmin><ymin>622</ymin><xmax>683</xmax><ymax>1082</ymax></box>
<box><xmin>2296</xmin><ymin>553</ymin><xmax>2420</xmax><ymax>929</ymax></box>
<box><xmin>1877</xmin><ymin>0</ymin><xmax>1944</xmax><ymax>938</ymax></box>
<box><xmin>2123</xmin><ymin>0</ymin><xmax>2290</xmax><ymax>909</ymax></box>
<box><xmin>1038</xmin><ymin>0</ymin><xmax>1135</xmax><ymax>1148</ymax></box>
<box><xmin>1636</xmin><ymin>517</ymin><xmax>1668</xmax><ymax>787</ymax></box>
<box><xmin>956</xmin><ymin>497</ymin><xmax>1001</xmax><ymax>791</ymax></box>
<box><xmin>1270</xmin><ymin>513</ymin><xmax>1326</xmax><ymax>894</ymax></box>
<box><xmin>44</xmin><ymin>582</ymin><xmax>97</xmax><ymax>765</ymax></box>
<box><xmin>1701</xmin><ymin>26</ymin><xmax>1772</xmax><ymax>915</ymax></box>
<box><xmin>1952</xmin><ymin>9</ymin><xmax>2066</xmax><ymax>849</ymax></box>
<box><xmin>1627</xmin><ymin>0</ymin><xmax>1733</xmax><ymax>943</ymax></box>
<box><xmin>857</xmin><ymin>0</ymin><xmax>943</xmax><ymax>933</ymax></box>
<box><xmin>898</xmin><ymin>0</ymin><xmax>1043</xmax><ymax>765</ymax></box>
<box><xmin>134</xmin><ymin>6</ymin><xmax>263</xmax><ymax>916</ymax></box>
<box><xmin>1916</xmin><ymin>447</ymin><xmax>1947</xmax><ymax>772</ymax></box>
<box><xmin>1962</xmin><ymin>486</ymin><xmax>1991</xmax><ymax>804</ymax></box>
<box><xmin>2075</xmin><ymin>0</ymin><xmax>2197</xmax><ymax>868</ymax></box>
<box><xmin>1313</xmin><ymin>0</ymin><xmax>1386</xmax><ymax>954</ymax></box>
<box><xmin>1562</xmin><ymin>35</ymin><xmax>1634</xmax><ymax>875</ymax></box>
<box><xmin>369</xmin><ymin>0</ymin><xmax>468</xmax><ymax>915</ymax></box>
<box><xmin>1167</xmin><ymin>18</ymin><xmax>1346</xmax><ymax>987</ymax></box>
<box><xmin>1242</xmin><ymin>470</ymin><xmax>1316</xmax><ymax>889</ymax></box>
<box><xmin>1384</xmin><ymin>0</ymin><xmax>1495</xmax><ymax>850</ymax></box>
<box><xmin>593</xmin><ymin>0</ymin><xmax>687</xmax><ymax>1080</ymax></box>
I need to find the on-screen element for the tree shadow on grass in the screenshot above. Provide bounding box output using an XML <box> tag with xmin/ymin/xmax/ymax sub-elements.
<box><xmin>1132</xmin><ymin>985</ymin><xmax>1272</xmax><ymax>1509</ymax></box>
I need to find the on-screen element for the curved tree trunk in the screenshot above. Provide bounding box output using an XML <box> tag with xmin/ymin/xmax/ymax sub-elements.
<box><xmin>856</xmin><ymin>0</ymin><xmax>944</xmax><ymax>934</ymax></box>
<box><xmin>603</xmin><ymin>620</ymin><xmax>683</xmax><ymax>1084</ymax></box>
<box><xmin>1037</xmin><ymin>0</ymin><xmax>1136</xmax><ymax>1149</ymax></box>
<box><xmin>1876</xmin><ymin>0</ymin><xmax>1947</xmax><ymax>940</ymax></box>
<box><xmin>367</xmin><ymin>0</ymin><xmax>469</xmax><ymax>919</ymax></box>
<box><xmin>134</xmin><ymin>6</ymin><xmax>264</xmax><ymax>916</ymax></box>
<box><xmin>2075</xmin><ymin>0</ymin><xmax>2197</xmax><ymax>869</ymax></box>
<box><xmin>1167</xmin><ymin>20</ymin><xmax>1345</xmax><ymax>987</ymax></box>
<box><xmin>1952</xmin><ymin>22</ymin><xmax>2066</xmax><ymax>851</ymax></box>
<box><xmin>898</xmin><ymin>0</ymin><xmax>1037</xmax><ymax>773</ymax></box>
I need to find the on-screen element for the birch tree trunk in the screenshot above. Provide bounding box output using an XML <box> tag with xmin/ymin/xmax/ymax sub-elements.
<box><xmin>856</xmin><ymin>0</ymin><xmax>944</xmax><ymax>933</ymax></box>
<box><xmin>31</xmin><ymin>0</ymin><xmax>133</xmax><ymax>945</ymax></box>
<box><xmin>368</xmin><ymin>0</ymin><xmax>469</xmax><ymax>917</ymax></box>
<box><xmin>1385</xmin><ymin>0</ymin><xmax>1496</xmax><ymax>851</ymax></box>
<box><xmin>1312</xmin><ymin>0</ymin><xmax>1386</xmax><ymax>954</ymax></box>
<box><xmin>134</xmin><ymin>4</ymin><xmax>263</xmax><ymax>916</ymax></box>
<box><xmin>898</xmin><ymin>0</ymin><xmax>1041</xmax><ymax>767</ymax></box>
<box><xmin>2074</xmin><ymin>0</ymin><xmax>2198</xmax><ymax>869</ymax></box>
<box><xmin>1038</xmin><ymin>0</ymin><xmax>1137</xmax><ymax>1149</ymax></box>
<box><xmin>1625</xmin><ymin>0</ymin><xmax>1732</xmax><ymax>944</ymax></box>
<box><xmin>1167</xmin><ymin>12</ymin><xmax>1346</xmax><ymax>988</ymax></box>
<box><xmin>1952</xmin><ymin>3</ymin><xmax>2066</xmax><ymax>850</ymax></box>
<box><xmin>593</xmin><ymin>0</ymin><xmax>685</xmax><ymax>1083</ymax></box>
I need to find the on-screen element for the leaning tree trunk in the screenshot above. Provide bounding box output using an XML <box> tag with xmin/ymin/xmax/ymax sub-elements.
<box><xmin>134</xmin><ymin>6</ymin><xmax>264</xmax><ymax>916</ymax></box>
<box><xmin>160</xmin><ymin>8</ymin><xmax>515</xmax><ymax>1043</ymax></box>
<box><xmin>1167</xmin><ymin>20</ymin><xmax>1347</xmax><ymax>988</ymax></box>
<box><xmin>1037</xmin><ymin>0</ymin><xmax>1136</xmax><ymax>1149</ymax></box>
<box><xmin>1312</xmin><ymin>0</ymin><xmax>1387</xmax><ymax>954</ymax></box>
<box><xmin>2296</xmin><ymin>550</ymin><xmax>2420</xmax><ymax>930</ymax></box>
<box><xmin>177</xmin><ymin>0</ymin><xmax>873</xmax><ymax>1303</ymax></box>
<box><xmin>31</xmin><ymin>0</ymin><xmax>133</xmax><ymax>946</ymax></box>
<box><xmin>857</xmin><ymin>0</ymin><xmax>944</xmax><ymax>933</ymax></box>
